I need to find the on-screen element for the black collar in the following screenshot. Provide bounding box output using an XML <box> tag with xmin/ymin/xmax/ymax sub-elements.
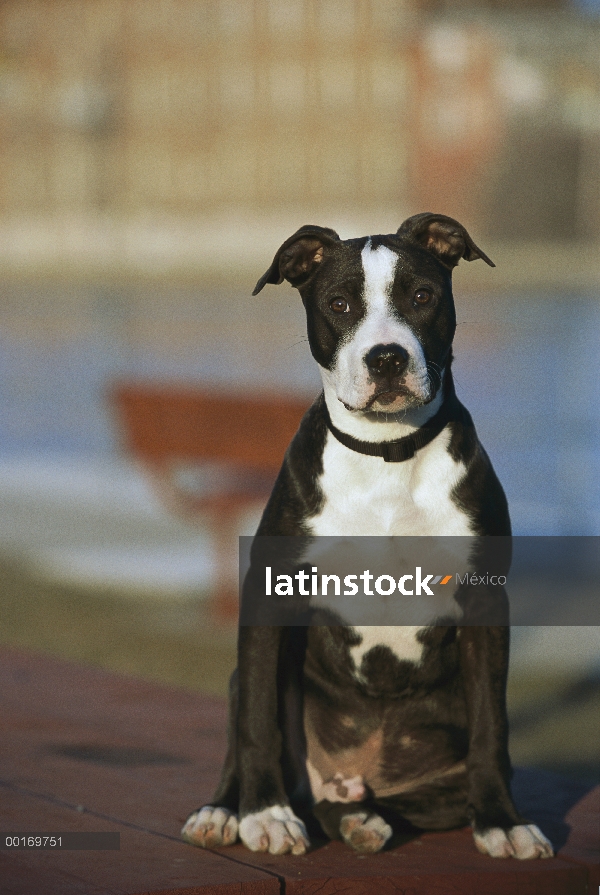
<box><xmin>324</xmin><ymin>392</ymin><xmax>460</xmax><ymax>463</ymax></box>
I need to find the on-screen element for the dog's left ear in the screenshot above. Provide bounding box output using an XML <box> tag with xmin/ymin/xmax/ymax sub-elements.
<box><xmin>397</xmin><ymin>213</ymin><xmax>495</xmax><ymax>270</ymax></box>
<box><xmin>253</xmin><ymin>225</ymin><xmax>340</xmax><ymax>295</ymax></box>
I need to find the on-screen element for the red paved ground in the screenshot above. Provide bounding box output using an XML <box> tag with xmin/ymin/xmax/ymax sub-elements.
<box><xmin>1</xmin><ymin>645</ymin><xmax>597</xmax><ymax>894</ymax></box>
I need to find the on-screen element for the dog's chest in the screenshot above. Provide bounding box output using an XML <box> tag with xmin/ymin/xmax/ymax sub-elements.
<box><xmin>308</xmin><ymin>428</ymin><xmax>474</xmax><ymax>537</ymax></box>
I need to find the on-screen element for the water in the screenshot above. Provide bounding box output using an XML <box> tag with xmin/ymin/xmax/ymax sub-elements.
<box><xmin>0</xmin><ymin>284</ymin><xmax>597</xmax><ymax>536</ymax></box>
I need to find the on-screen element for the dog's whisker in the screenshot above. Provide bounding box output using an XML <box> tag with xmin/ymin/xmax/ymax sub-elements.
<box><xmin>425</xmin><ymin>362</ymin><xmax>443</xmax><ymax>392</ymax></box>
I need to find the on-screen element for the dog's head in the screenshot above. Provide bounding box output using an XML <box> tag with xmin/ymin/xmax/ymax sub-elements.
<box><xmin>254</xmin><ymin>213</ymin><xmax>494</xmax><ymax>414</ymax></box>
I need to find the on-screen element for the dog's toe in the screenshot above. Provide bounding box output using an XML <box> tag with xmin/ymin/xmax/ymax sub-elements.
<box><xmin>340</xmin><ymin>811</ymin><xmax>393</xmax><ymax>854</ymax></box>
<box><xmin>181</xmin><ymin>806</ymin><xmax>239</xmax><ymax>848</ymax></box>
<box><xmin>239</xmin><ymin>805</ymin><xmax>310</xmax><ymax>855</ymax></box>
<box><xmin>473</xmin><ymin>824</ymin><xmax>553</xmax><ymax>859</ymax></box>
<box><xmin>509</xmin><ymin>824</ymin><xmax>554</xmax><ymax>859</ymax></box>
<box><xmin>473</xmin><ymin>827</ymin><xmax>514</xmax><ymax>858</ymax></box>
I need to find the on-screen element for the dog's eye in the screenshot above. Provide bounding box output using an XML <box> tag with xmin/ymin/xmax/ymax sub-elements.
<box><xmin>414</xmin><ymin>289</ymin><xmax>432</xmax><ymax>306</ymax></box>
<box><xmin>330</xmin><ymin>297</ymin><xmax>349</xmax><ymax>314</ymax></box>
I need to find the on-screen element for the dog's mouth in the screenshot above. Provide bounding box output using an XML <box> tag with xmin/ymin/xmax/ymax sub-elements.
<box><xmin>342</xmin><ymin>387</ymin><xmax>419</xmax><ymax>413</ymax></box>
<box><xmin>370</xmin><ymin>389</ymin><xmax>407</xmax><ymax>407</ymax></box>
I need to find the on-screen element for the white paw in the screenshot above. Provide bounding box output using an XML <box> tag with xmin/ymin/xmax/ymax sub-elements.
<box><xmin>474</xmin><ymin>824</ymin><xmax>553</xmax><ymax>859</ymax></box>
<box><xmin>181</xmin><ymin>806</ymin><xmax>238</xmax><ymax>848</ymax></box>
<box><xmin>340</xmin><ymin>811</ymin><xmax>393</xmax><ymax>854</ymax></box>
<box><xmin>239</xmin><ymin>805</ymin><xmax>310</xmax><ymax>855</ymax></box>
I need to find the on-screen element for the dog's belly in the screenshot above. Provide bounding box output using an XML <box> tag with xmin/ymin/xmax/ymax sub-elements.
<box><xmin>304</xmin><ymin>625</ymin><xmax>424</xmax><ymax>802</ymax></box>
<box><xmin>308</xmin><ymin>429</ymin><xmax>474</xmax><ymax>538</ymax></box>
<box><xmin>303</xmin><ymin>694</ymin><xmax>467</xmax><ymax>804</ymax></box>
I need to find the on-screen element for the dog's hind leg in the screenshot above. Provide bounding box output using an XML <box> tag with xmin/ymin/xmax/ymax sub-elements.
<box><xmin>182</xmin><ymin>670</ymin><xmax>240</xmax><ymax>848</ymax></box>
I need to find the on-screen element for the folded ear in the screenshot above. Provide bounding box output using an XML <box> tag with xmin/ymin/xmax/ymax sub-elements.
<box><xmin>397</xmin><ymin>213</ymin><xmax>494</xmax><ymax>270</ymax></box>
<box><xmin>252</xmin><ymin>225</ymin><xmax>340</xmax><ymax>295</ymax></box>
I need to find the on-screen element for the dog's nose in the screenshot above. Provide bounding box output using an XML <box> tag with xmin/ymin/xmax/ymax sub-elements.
<box><xmin>365</xmin><ymin>344</ymin><xmax>409</xmax><ymax>380</ymax></box>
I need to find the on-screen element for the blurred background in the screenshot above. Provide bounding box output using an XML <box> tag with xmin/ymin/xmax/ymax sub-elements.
<box><xmin>0</xmin><ymin>0</ymin><xmax>597</xmax><ymax>782</ymax></box>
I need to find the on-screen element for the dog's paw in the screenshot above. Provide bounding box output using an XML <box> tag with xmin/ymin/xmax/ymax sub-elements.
<box><xmin>239</xmin><ymin>805</ymin><xmax>310</xmax><ymax>855</ymax></box>
<box><xmin>181</xmin><ymin>806</ymin><xmax>238</xmax><ymax>848</ymax></box>
<box><xmin>340</xmin><ymin>811</ymin><xmax>393</xmax><ymax>854</ymax></box>
<box><xmin>473</xmin><ymin>824</ymin><xmax>553</xmax><ymax>859</ymax></box>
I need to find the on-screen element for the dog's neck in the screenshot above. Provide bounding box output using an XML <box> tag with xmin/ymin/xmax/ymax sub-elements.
<box><xmin>320</xmin><ymin>369</ymin><xmax>449</xmax><ymax>443</ymax></box>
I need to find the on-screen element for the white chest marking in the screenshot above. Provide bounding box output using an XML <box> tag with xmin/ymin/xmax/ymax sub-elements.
<box><xmin>309</xmin><ymin>427</ymin><xmax>474</xmax><ymax>538</ymax></box>
<box><xmin>304</xmin><ymin>428</ymin><xmax>472</xmax><ymax>639</ymax></box>
<box><xmin>350</xmin><ymin>626</ymin><xmax>425</xmax><ymax>667</ymax></box>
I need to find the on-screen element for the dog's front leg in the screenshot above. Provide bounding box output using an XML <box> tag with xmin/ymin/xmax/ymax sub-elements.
<box><xmin>236</xmin><ymin>625</ymin><xmax>310</xmax><ymax>855</ymax></box>
<box><xmin>459</xmin><ymin>625</ymin><xmax>553</xmax><ymax>859</ymax></box>
<box><xmin>181</xmin><ymin>669</ymin><xmax>241</xmax><ymax>849</ymax></box>
<box><xmin>182</xmin><ymin>625</ymin><xmax>309</xmax><ymax>854</ymax></box>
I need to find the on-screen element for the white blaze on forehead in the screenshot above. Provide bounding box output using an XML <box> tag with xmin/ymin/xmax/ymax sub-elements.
<box><xmin>361</xmin><ymin>241</ymin><xmax>398</xmax><ymax>309</ymax></box>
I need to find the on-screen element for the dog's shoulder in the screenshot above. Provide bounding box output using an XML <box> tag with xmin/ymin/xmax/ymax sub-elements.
<box><xmin>256</xmin><ymin>394</ymin><xmax>328</xmax><ymax>535</ymax></box>
<box><xmin>446</xmin><ymin>403</ymin><xmax>511</xmax><ymax>536</ymax></box>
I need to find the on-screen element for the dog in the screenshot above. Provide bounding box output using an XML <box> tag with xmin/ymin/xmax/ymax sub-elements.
<box><xmin>181</xmin><ymin>214</ymin><xmax>553</xmax><ymax>860</ymax></box>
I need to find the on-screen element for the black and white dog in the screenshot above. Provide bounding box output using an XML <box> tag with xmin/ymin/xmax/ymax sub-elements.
<box><xmin>182</xmin><ymin>214</ymin><xmax>553</xmax><ymax>860</ymax></box>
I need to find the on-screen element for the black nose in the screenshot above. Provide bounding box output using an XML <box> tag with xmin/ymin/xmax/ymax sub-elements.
<box><xmin>365</xmin><ymin>344</ymin><xmax>409</xmax><ymax>380</ymax></box>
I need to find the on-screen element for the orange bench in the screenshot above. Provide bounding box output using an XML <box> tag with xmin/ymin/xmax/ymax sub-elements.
<box><xmin>109</xmin><ymin>382</ymin><xmax>310</xmax><ymax>616</ymax></box>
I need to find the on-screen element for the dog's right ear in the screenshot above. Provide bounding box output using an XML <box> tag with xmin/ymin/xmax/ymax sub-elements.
<box><xmin>253</xmin><ymin>226</ymin><xmax>340</xmax><ymax>295</ymax></box>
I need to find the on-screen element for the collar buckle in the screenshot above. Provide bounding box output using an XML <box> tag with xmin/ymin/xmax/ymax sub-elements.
<box><xmin>382</xmin><ymin>440</ymin><xmax>415</xmax><ymax>462</ymax></box>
